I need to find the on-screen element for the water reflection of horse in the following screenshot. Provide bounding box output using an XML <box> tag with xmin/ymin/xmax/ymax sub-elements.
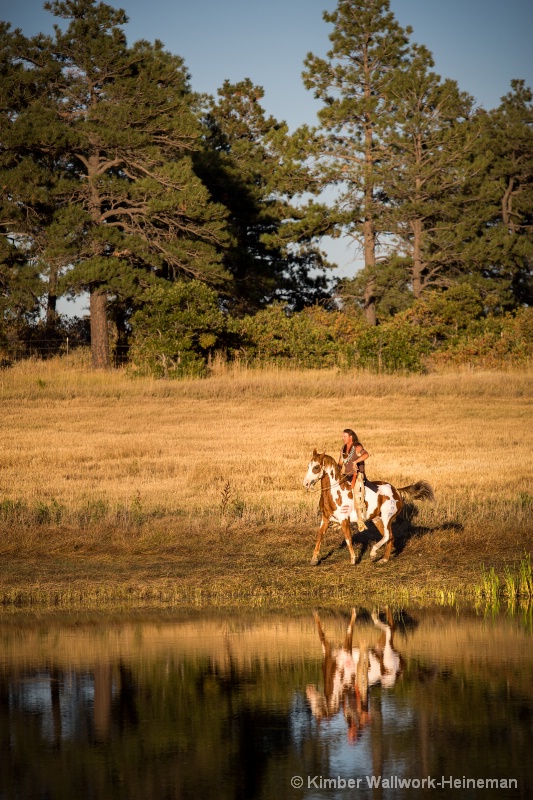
<box><xmin>302</xmin><ymin>450</ymin><xmax>435</xmax><ymax>565</ymax></box>
<box><xmin>306</xmin><ymin>608</ymin><xmax>403</xmax><ymax>743</ymax></box>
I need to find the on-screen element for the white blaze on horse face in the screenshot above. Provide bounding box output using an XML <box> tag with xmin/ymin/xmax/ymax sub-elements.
<box><xmin>303</xmin><ymin>460</ymin><xmax>322</xmax><ymax>489</ymax></box>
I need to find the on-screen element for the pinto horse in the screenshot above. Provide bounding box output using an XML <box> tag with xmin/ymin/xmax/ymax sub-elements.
<box><xmin>303</xmin><ymin>449</ymin><xmax>435</xmax><ymax>565</ymax></box>
<box><xmin>306</xmin><ymin>608</ymin><xmax>403</xmax><ymax>741</ymax></box>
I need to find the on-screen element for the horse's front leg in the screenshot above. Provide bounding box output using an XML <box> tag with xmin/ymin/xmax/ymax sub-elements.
<box><xmin>311</xmin><ymin>516</ymin><xmax>329</xmax><ymax>565</ymax></box>
<box><xmin>341</xmin><ymin>518</ymin><xmax>356</xmax><ymax>565</ymax></box>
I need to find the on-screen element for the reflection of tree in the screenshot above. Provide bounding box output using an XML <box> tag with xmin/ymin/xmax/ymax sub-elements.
<box><xmin>115</xmin><ymin>663</ymin><xmax>139</xmax><ymax>732</ymax></box>
<box><xmin>50</xmin><ymin>668</ymin><xmax>62</xmax><ymax>747</ymax></box>
<box><xmin>392</xmin><ymin>663</ymin><xmax>533</xmax><ymax>785</ymax></box>
<box><xmin>176</xmin><ymin>656</ymin><xmax>301</xmax><ymax>800</ymax></box>
<box><xmin>1</xmin><ymin>616</ymin><xmax>533</xmax><ymax>799</ymax></box>
<box><xmin>0</xmin><ymin>657</ymin><xmax>311</xmax><ymax>800</ymax></box>
<box><xmin>93</xmin><ymin>664</ymin><xmax>111</xmax><ymax>741</ymax></box>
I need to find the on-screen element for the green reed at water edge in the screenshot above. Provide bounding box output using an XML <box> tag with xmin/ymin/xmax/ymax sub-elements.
<box><xmin>475</xmin><ymin>554</ymin><xmax>533</xmax><ymax>605</ymax></box>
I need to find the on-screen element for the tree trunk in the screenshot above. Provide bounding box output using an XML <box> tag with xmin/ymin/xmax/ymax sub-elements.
<box><xmin>87</xmin><ymin>151</ymin><xmax>111</xmax><ymax>369</ymax></box>
<box><xmin>362</xmin><ymin>106</ymin><xmax>377</xmax><ymax>326</ymax></box>
<box><xmin>363</xmin><ymin>213</ymin><xmax>377</xmax><ymax>325</ymax></box>
<box><xmin>412</xmin><ymin>217</ymin><xmax>423</xmax><ymax>298</ymax></box>
<box><xmin>502</xmin><ymin>177</ymin><xmax>516</xmax><ymax>234</ymax></box>
<box><xmin>363</xmin><ymin>272</ymin><xmax>377</xmax><ymax>326</ymax></box>
<box><xmin>90</xmin><ymin>289</ymin><xmax>111</xmax><ymax>368</ymax></box>
<box><xmin>46</xmin><ymin>265</ymin><xmax>58</xmax><ymax>326</ymax></box>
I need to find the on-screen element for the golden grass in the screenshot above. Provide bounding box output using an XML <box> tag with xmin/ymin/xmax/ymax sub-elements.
<box><xmin>1</xmin><ymin>353</ymin><xmax>532</xmax><ymax>608</ymax></box>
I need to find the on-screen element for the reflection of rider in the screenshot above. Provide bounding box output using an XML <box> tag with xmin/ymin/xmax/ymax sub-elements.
<box><xmin>339</xmin><ymin>429</ymin><xmax>369</xmax><ymax>531</ymax></box>
<box><xmin>344</xmin><ymin>685</ymin><xmax>371</xmax><ymax>744</ymax></box>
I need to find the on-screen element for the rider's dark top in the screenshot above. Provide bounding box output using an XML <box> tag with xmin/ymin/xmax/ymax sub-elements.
<box><xmin>339</xmin><ymin>444</ymin><xmax>368</xmax><ymax>477</ymax></box>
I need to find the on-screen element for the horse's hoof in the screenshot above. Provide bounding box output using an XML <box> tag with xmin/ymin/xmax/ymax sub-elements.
<box><xmin>310</xmin><ymin>557</ymin><xmax>319</xmax><ymax>566</ymax></box>
<box><xmin>369</xmin><ymin>551</ymin><xmax>378</xmax><ymax>562</ymax></box>
<box><xmin>377</xmin><ymin>557</ymin><xmax>389</xmax><ymax>566</ymax></box>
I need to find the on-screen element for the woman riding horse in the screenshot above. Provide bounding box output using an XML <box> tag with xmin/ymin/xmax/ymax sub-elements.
<box><xmin>339</xmin><ymin>428</ymin><xmax>369</xmax><ymax>531</ymax></box>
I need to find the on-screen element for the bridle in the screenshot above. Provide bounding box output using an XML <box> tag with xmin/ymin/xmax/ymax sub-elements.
<box><xmin>304</xmin><ymin>461</ymin><xmax>351</xmax><ymax>494</ymax></box>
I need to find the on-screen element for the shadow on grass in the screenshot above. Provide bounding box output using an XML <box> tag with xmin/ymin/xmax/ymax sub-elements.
<box><xmin>316</xmin><ymin>502</ymin><xmax>463</xmax><ymax>565</ymax></box>
<box><xmin>390</xmin><ymin>501</ymin><xmax>463</xmax><ymax>560</ymax></box>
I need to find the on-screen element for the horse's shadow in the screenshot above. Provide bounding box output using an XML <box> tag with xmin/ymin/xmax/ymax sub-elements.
<box><xmin>323</xmin><ymin>501</ymin><xmax>463</xmax><ymax>564</ymax></box>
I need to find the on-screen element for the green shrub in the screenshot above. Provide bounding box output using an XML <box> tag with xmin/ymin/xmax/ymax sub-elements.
<box><xmin>129</xmin><ymin>281</ymin><xmax>226</xmax><ymax>378</ymax></box>
<box><xmin>427</xmin><ymin>307</ymin><xmax>533</xmax><ymax>369</ymax></box>
<box><xmin>230</xmin><ymin>304</ymin><xmax>358</xmax><ymax>368</ymax></box>
<box><xmin>354</xmin><ymin>287</ymin><xmax>533</xmax><ymax>373</ymax></box>
<box><xmin>355</xmin><ymin>321</ymin><xmax>431</xmax><ymax>373</ymax></box>
<box><xmin>127</xmin><ymin>282</ymin><xmax>532</xmax><ymax>376</ymax></box>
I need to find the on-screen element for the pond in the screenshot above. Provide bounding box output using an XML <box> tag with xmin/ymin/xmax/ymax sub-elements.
<box><xmin>0</xmin><ymin>605</ymin><xmax>531</xmax><ymax>799</ymax></box>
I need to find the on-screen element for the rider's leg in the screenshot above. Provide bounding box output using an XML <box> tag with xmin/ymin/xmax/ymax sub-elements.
<box><xmin>352</xmin><ymin>472</ymin><xmax>367</xmax><ymax>532</ymax></box>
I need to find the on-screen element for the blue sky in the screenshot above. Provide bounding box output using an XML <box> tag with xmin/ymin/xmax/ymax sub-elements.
<box><xmin>3</xmin><ymin>0</ymin><xmax>532</xmax><ymax>129</ymax></box>
<box><xmin>3</xmin><ymin>0</ymin><xmax>533</xmax><ymax>306</ymax></box>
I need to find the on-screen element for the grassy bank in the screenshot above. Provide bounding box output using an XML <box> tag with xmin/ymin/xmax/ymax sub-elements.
<box><xmin>1</xmin><ymin>356</ymin><xmax>532</xmax><ymax>609</ymax></box>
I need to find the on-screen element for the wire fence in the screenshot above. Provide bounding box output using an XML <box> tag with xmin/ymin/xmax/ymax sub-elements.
<box><xmin>0</xmin><ymin>338</ymin><xmax>89</xmax><ymax>363</ymax></box>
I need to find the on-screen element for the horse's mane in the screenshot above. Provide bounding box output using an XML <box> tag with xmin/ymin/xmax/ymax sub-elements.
<box><xmin>322</xmin><ymin>453</ymin><xmax>344</xmax><ymax>480</ymax></box>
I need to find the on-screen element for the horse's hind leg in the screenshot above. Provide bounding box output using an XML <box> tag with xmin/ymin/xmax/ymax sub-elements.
<box><xmin>371</xmin><ymin>511</ymin><xmax>397</xmax><ymax>564</ymax></box>
<box><xmin>369</xmin><ymin>517</ymin><xmax>387</xmax><ymax>561</ymax></box>
<box><xmin>382</xmin><ymin>524</ymin><xmax>394</xmax><ymax>562</ymax></box>
<box><xmin>381</xmin><ymin>509</ymin><xmax>401</xmax><ymax>563</ymax></box>
<box><xmin>311</xmin><ymin>517</ymin><xmax>329</xmax><ymax>565</ymax></box>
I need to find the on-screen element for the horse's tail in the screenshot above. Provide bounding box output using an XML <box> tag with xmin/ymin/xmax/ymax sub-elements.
<box><xmin>397</xmin><ymin>480</ymin><xmax>435</xmax><ymax>502</ymax></box>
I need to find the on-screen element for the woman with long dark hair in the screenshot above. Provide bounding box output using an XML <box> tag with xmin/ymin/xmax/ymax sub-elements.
<box><xmin>338</xmin><ymin>428</ymin><xmax>369</xmax><ymax>531</ymax></box>
<box><xmin>339</xmin><ymin>429</ymin><xmax>369</xmax><ymax>480</ymax></box>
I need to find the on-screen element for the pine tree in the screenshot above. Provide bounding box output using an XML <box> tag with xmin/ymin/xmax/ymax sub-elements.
<box><xmin>0</xmin><ymin>21</ymin><xmax>54</xmax><ymax>340</ymax></box>
<box><xmin>302</xmin><ymin>0</ymin><xmax>412</xmax><ymax>324</ymax></box>
<box><xmin>382</xmin><ymin>44</ymin><xmax>480</xmax><ymax>299</ymax></box>
<box><xmin>463</xmin><ymin>80</ymin><xmax>533</xmax><ymax>307</ymax></box>
<box><xmin>3</xmin><ymin>0</ymin><xmax>230</xmax><ymax>367</ymax></box>
<box><xmin>197</xmin><ymin>78</ymin><xmax>332</xmax><ymax>313</ymax></box>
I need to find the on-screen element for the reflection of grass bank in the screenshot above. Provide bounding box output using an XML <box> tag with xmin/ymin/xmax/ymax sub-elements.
<box><xmin>1</xmin><ymin>361</ymin><xmax>532</xmax><ymax>609</ymax></box>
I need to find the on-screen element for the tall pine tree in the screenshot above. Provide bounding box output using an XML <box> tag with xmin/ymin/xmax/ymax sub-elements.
<box><xmin>382</xmin><ymin>44</ymin><xmax>480</xmax><ymax>299</ymax></box>
<box><xmin>197</xmin><ymin>78</ymin><xmax>332</xmax><ymax>313</ymax></box>
<box><xmin>0</xmin><ymin>21</ymin><xmax>54</xmax><ymax>340</ymax></box>
<box><xmin>463</xmin><ymin>80</ymin><xmax>533</xmax><ymax>308</ymax></box>
<box><xmin>4</xmin><ymin>0</ymin><xmax>230</xmax><ymax>367</ymax></box>
<box><xmin>302</xmin><ymin>0</ymin><xmax>411</xmax><ymax>324</ymax></box>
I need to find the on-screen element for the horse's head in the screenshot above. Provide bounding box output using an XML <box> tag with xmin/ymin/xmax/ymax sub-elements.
<box><xmin>303</xmin><ymin>449</ymin><xmax>326</xmax><ymax>490</ymax></box>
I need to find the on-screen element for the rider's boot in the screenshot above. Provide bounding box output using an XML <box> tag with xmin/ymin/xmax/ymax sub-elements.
<box><xmin>355</xmin><ymin>504</ymin><xmax>367</xmax><ymax>532</ymax></box>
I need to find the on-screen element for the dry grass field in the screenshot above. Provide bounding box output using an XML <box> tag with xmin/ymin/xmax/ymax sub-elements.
<box><xmin>1</xmin><ymin>353</ymin><xmax>532</xmax><ymax>609</ymax></box>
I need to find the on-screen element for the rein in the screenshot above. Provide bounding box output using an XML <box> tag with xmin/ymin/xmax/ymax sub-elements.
<box><xmin>305</xmin><ymin>470</ymin><xmax>352</xmax><ymax>494</ymax></box>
